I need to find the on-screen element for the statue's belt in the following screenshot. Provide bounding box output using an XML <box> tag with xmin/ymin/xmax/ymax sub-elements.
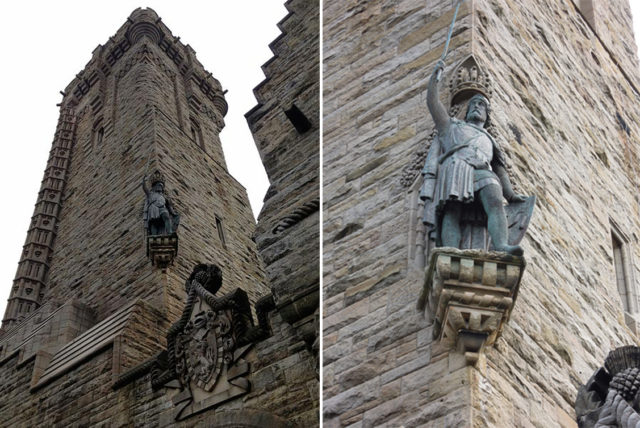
<box><xmin>438</xmin><ymin>143</ymin><xmax>470</xmax><ymax>164</ymax></box>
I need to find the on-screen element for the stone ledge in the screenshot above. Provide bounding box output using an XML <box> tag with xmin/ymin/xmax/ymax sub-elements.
<box><xmin>30</xmin><ymin>299</ymin><xmax>164</xmax><ymax>391</ymax></box>
<box><xmin>147</xmin><ymin>234</ymin><xmax>178</xmax><ymax>268</ymax></box>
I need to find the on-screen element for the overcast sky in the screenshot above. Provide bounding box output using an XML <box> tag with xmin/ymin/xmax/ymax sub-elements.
<box><xmin>0</xmin><ymin>1</ymin><xmax>284</xmax><ymax>320</ymax></box>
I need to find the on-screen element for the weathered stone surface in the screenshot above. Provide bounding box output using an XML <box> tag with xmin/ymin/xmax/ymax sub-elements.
<box><xmin>246</xmin><ymin>0</ymin><xmax>320</xmax><ymax>424</ymax></box>
<box><xmin>419</xmin><ymin>248</ymin><xmax>526</xmax><ymax>365</ymax></box>
<box><xmin>324</xmin><ymin>0</ymin><xmax>640</xmax><ymax>425</ymax></box>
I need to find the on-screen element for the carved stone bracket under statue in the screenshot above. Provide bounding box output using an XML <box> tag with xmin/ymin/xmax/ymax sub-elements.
<box><xmin>417</xmin><ymin>247</ymin><xmax>525</xmax><ymax>365</ymax></box>
<box><xmin>147</xmin><ymin>234</ymin><xmax>178</xmax><ymax>268</ymax></box>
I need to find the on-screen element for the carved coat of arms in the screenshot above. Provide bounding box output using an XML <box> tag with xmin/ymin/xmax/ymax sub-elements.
<box><xmin>149</xmin><ymin>264</ymin><xmax>274</xmax><ymax>421</ymax></box>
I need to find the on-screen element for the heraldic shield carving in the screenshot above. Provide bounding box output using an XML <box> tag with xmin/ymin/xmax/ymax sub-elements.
<box><xmin>175</xmin><ymin>306</ymin><xmax>230</xmax><ymax>392</ymax></box>
<box><xmin>149</xmin><ymin>264</ymin><xmax>275</xmax><ymax>421</ymax></box>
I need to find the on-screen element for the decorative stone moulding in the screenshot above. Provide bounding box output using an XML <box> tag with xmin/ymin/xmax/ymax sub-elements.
<box><xmin>126</xmin><ymin>21</ymin><xmax>162</xmax><ymax>44</ymax></box>
<box><xmin>147</xmin><ymin>235</ymin><xmax>178</xmax><ymax>268</ymax></box>
<box><xmin>417</xmin><ymin>247</ymin><xmax>525</xmax><ymax>365</ymax></box>
<box><xmin>448</xmin><ymin>54</ymin><xmax>493</xmax><ymax>108</ymax></box>
<box><xmin>212</xmin><ymin>94</ymin><xmax>229</xmax><ymax>117</ymax></box>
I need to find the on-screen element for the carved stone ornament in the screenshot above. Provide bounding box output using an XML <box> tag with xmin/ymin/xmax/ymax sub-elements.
<box><xmin>150</xmin><ymin>264</ymin><xmax>274</xmax><ymax>421</ymax></box>
<box><xmin>147</xmin><ymin>234</ymin><xmax>178</xmax><ymax>268</ymax></box>
<box><xmin>576</xmin><ymin>346</ymin><xmax>640</xmax><ymax>427</ymax></box>
<box><xmin>417</xmin><ymin>248</ymin><xmax>525</xmax><ymax>365</ymax></box>
<box><xmin>447</xmin><ymin>54</ymin><xmax>493</xmax><ymax>108</ymax></box>
<box><xmin>175</xmin><ymin>307</ymin><xmax>231</xmax><ymax>391</ymax></box>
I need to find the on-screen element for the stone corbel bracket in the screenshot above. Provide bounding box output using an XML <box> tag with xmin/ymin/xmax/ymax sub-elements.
<box><xmin>147</xmin><ymin>234</ymin><xmax>178</xmax><ymax>268</ymax></box>
<box><xmin>418</xmin><ymin>248</ymin><xmax>526</xmax><ymax>365</ymax></box>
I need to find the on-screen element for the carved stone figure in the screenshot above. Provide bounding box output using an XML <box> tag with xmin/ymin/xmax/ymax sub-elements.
<box><xmin>142</xmin><ymin>170</ymin><xmax>180</xmax><ymax>236</ymax></box>
<box><xmin>420</xmin><ymin>56</ymin><xmax>534</xmax><ymax>256</ymax></box>
<box><xmin>576</xmin><ymin>346</ymin><xmax>640</xmax><ymax>427</ymax></box>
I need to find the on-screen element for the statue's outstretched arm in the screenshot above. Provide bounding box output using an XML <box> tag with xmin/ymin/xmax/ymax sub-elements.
<box><xmin>427</xmin><ymin>60</ymin><xmax>450</xmax><ymax>133</ymax></box>
<box><xmin>494</xmin><ymin>165</ymin><xmax>526</xmax><ymax>203</ymax></box>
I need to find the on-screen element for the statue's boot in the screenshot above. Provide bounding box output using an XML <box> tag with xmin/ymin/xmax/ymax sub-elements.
<box><xmin>495</xmin><ymin>244</ymin><xmax>523</xmax><ymax>256</ymax></box>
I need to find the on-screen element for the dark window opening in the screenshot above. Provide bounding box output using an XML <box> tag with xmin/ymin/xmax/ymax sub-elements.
<box><xmin>616</xmin><ymin>112</ymin><xmax>631</xmax><ymax>136</ymax></box>
<box><xmin>190</xmin><ymin>118</ymin><xmax>204</xmax><ymax>150</ymax></box>
<box><xmin>285</xmin><ymin>104</ymin><xmax>312</xmax><ymax>133</ymax></box>
<box><xmin>216</xmin><ymin>216</ymin><xmax>226</xmax><ymax>248</ymax></box>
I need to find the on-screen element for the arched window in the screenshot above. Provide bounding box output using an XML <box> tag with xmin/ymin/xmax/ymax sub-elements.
<box><xmin>97</xmin><ymin>126</ymin><xmax>104</xmax><ymax>145</ymax></box>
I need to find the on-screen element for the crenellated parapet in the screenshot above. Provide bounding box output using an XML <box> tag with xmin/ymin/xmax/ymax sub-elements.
<box><xmin>60</xmin><ymin>8</ymin><xmax>228</xmax><ymax>164</ymax></box>
<box><xmin>246</xmin><ymin>1</ymin><xmax>320</xmax><ymax>361</ymax></box>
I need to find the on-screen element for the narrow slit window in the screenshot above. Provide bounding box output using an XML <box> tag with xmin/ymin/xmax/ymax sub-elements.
<box><xmin>613</xmin><ymin>233</ymin><xmax>630</xmax><ymax>312</ymax></box>
<box><xmin>216</xmin><ymin>216</ymin><xmax>226</xmax><ymax>248</ymax></box>
<box><xmin>190</xmin><ymin>118</ymin><xmax>204</xmax><ymax>150</ymax></box>
<box><xmin>92</xmin><ymin>118</ymin><xmax>104</xmax><ymax>149</ymax></box>
<box><xmin>284</xmin><ymin>104</ymin><xmax>312</xmax><ymax>134</ymax></box>
<box><xmin>611</xmin><ymin>222</ymin><xmax>637</xmax><ymax>316</ymax></box>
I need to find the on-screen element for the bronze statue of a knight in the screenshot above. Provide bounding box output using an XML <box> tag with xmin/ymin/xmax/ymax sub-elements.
<box><xmin>142</xmin><ymin>170</ymin><xmax>180</xmax><ymax>236</ymax></box>
<box><xmin>420</xmin><ymin>55</ymin><xmax>534</xmax><ymax>255</ymax></box>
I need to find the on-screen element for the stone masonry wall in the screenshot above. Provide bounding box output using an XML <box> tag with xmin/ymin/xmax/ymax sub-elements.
<box><xmin>248</xmin><ymin>0</ymin><xmax>320</xmax><ymax>303</ymax></box>
<box><xmin>323</xmin><ymin>0</ymin><xmax>640</xmax><ymax>426</ymax></box>
<box><xmin>577</xmin><ymin>0</ymin><xmax>640</xmax><ymax>78</ymax></box>
<box><xmin>121</xmin><ymin>310</ymin><xmax>319</xmax><ymax>427</ymax></box>
<box><xmin>246</xmin><ymin>0</ymin><xmax>320</xmax><ymax>425</ymax></box>
<box><xmin>0</xmin><ymin>305</ymin><xmax>318</xmax><ymax>427</ymax></box>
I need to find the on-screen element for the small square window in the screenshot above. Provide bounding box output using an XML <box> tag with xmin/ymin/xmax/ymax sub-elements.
<box><xmin>285</xmin><ymin>104</ymin><xmax>312</xmax><ymax>134</ymax></box>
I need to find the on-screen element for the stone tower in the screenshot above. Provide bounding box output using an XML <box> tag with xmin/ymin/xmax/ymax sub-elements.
<box><xmin>0</xmin><ymin>6</ymin><xmax>318</xmax><ymax>426</ymax></box>
<box><xmin>1</xmin><ymin>8</ymin><xmax>265</xmax><ymax>331</ymax></box>
<box><xmin>323</xmin><ymin>0</ymin><xmax>640</xmax><ymax>426</ymax></box>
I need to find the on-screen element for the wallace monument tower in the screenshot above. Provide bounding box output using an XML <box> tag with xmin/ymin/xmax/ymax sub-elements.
<box><xmin>0</xmin><ymin>3</ymin><xmax>318</xmax><ymax>427</ymax></box>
